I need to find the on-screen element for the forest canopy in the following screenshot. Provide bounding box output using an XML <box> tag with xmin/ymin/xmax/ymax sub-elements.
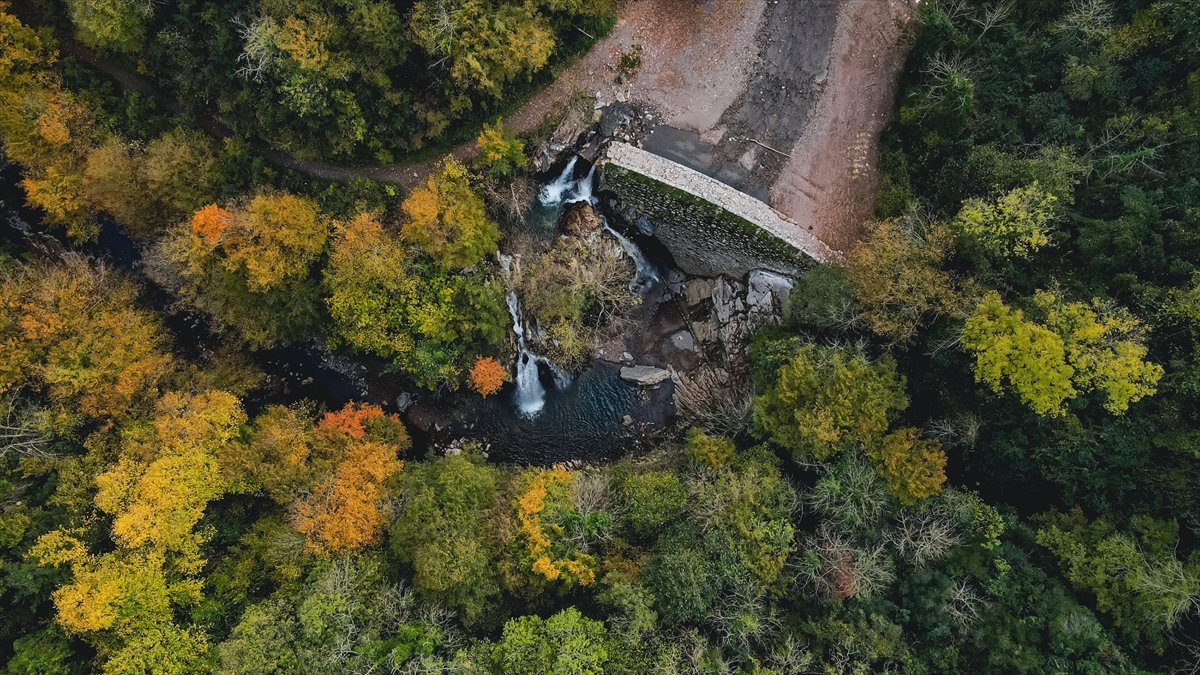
<box><xmin>1</xmin><ymin>0</ymin><xmax>1199</xmax><ymax>673</ymax></box>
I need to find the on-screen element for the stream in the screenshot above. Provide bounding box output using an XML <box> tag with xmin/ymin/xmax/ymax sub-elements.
<box><xmin>0</xmin><ymin>157</ymin><xmax>674</xmax><ymax>465</ymax></box>
<box><xmin>448</xmin><ymin>157</ymin><xmax>671</xmax><ymax>464</ymax></box>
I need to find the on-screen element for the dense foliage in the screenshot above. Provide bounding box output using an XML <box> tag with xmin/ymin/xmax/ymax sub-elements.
<box><xmin>0</xmin><ymin>0</ymin><xmax>1199</xmax><ymax>673</ymax></box>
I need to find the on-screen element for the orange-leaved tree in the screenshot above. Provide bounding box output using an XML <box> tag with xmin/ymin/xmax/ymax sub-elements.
<box><xmin>469</xmin><ymin>356</ymin><xmax>508</xmax><ymax>396</ymax></box>
<box><xmin>289</xmin><ymin>403</ymin><xmax>409</xmax><ymax>553</ymax></box>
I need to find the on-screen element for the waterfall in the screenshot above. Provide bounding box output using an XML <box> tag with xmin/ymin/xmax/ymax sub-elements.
<box><xmin>500</xmin><ymin>155</ymin><xmax>661</xmax><ymax>417</ymax></box>
<box><xmin>500</xmin><ymin>254</ymin><xmax>572</xmax><ymax>418</ymax></box>
<box><xmin>570</xmin><ymin>163</ymin><xmax>597</xmax><ymax>205</ymax></box>
<box><xmin>602</xmin><ymin>220</ymin><xmax>659</xmax><ymax>289</ymax></box>
<box><xmin>536</xmin><ymin>155</ymin><xmax>659</xmax><ymax>286</ymax></box>
<box><xmin>539</xmin><ymin>156</ymin><xmax>580</xmax><ymax>206</ymax></box>
<box><xmin>506</xmin><ymin>290</ymin><xmax>547</xmax><ymax>417</ymax></box>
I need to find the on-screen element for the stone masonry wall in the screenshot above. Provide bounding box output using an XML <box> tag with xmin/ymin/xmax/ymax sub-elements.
<box><xmin>599</xmin><ymin>143</ymin><xmax>839</xmax><ymax>278</ymax></box>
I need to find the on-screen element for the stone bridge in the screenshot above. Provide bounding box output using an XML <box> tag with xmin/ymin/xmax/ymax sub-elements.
<box><xmin>599</xmin><ymin>142</ymin><xmax>840</xmax><ymax>278</ymax></box>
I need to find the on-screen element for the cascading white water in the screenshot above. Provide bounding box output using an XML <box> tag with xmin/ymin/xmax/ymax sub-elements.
<box><xmin>502</xmin><ymin>156</ymin><xmax>660</xmax><ymax>417</ymax></box>
<box><xmin>602</xmin><ymin>220</ymin><xmax>659</xmax><ymax>289</ymax></box>
<box><xmin>570</xmin><ymin>163</ymin><xmax>597</xmax><ymax>205</ymax></box>
<box><xmin>555</xmin><ymin>158</ymin><xmax>659</xmax><ymax>288</ymax></box>
<box><xmin>539</xmin><ymin>156</ymin><xmax>580</xmax><ymax>206</ymax></box>
<box><xmin>506</xmin><ymin>289</ymin><xmax>547</xmax><ymax>417</ymax></box>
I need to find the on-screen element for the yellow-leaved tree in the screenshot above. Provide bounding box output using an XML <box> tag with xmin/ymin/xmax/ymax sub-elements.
<box><xmin>0</xmin><ymin>258</ymin><xmax>174</xmax><ymax>430</ymax></box>
<box><xmin>961</xmin><ymin>290</ymin><xmax>1162</xmax><ymax>416</ymax></box>
<box><xmin>401</xmin><ymin>158</ymin><xmax>501</xmax><ymax>270</ymax></box>
<box><xmin>31</xmin><ymin>390</ymin><xmax>245</xmax><ymax>674</ymax></box>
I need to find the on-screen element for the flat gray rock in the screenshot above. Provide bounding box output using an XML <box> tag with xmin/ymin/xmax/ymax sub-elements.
<box><xmin>620</xmin><ymin>365</ymin><xmax>672</xmax><ymax>386</ymax></box>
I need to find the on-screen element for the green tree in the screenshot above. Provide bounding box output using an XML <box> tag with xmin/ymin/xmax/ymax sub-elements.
<box><xmin>1037</xmin><ymin>510</ymin><xmax>1200</xmax><ymax>650</ymax></box>
<box><xmin>753</xmin><ymin>344</ymin><xmax>909</xmax><ymax>460</ymax></box>
<box><xmin>954</xmin><ymin>182</ymin><xmax>1058</xmax><ymax>258</ymax></box>
<box><xmin>688</xmin><ymin>451</ymin><xmax>797</xmax><ymax>589</ymax></box>
<box><xmin>217</xmin><ymin>554</ymin><xmax>455</xmax><ymax>674</ymax></box>
<box><xmin>616</xmin><ymin>470</ymin><xmax>687</xmax><ymax>538</ymax></box>
<box><xmin>492</xmin><ymin>608</ymin><xmax>608</xmax><ymax>675</ymax></box>
<box><xmin>410</xmin><ymin>1</ymin><xmax>555</xmax><ymax>98</ymax></box>
<box><xmin>961</xmin><ymin>291</ymin><xmax>1162</xmax><ymax>416</ymax></box>
<box><xmin>65</xmin><ymin>0</ymin><xmax>152</xmax><ymax>53</ymax></box>
<box><xmin>324</xmin><ymin>212</ymin><xmax>506</xmax><ymax>388</ymax></box>
<box><xmin>389</xmin><ymin>451</ymin><xmax>502</xmax><ymax>622</ymax></box>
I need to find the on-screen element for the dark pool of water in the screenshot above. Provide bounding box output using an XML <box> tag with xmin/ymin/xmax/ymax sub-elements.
<box><xmin>448</xmin><ymin>360</ymin><xmax>674</xmax><ymax>465</ymax></box>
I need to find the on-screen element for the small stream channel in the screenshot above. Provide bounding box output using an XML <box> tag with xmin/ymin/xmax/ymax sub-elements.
<box><xmin>0</xmin><ymin>158</ymin><xmax>676</xmax><ymax>465</ymax></box>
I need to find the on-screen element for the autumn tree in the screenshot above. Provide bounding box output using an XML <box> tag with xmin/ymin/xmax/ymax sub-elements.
<box><xmin>867</xmin><ymin>428</ymin><xmax>948</xmax><ymax>505</ymax></box>
<box><xmin>289</xmin><ymin>403</ymin><xmax>408</xmax><ymax>554</ymax></box>
<box><xmin>475</xmin><ymin>120</ymin><xmax>527</xmax><ymax>176</ymax></box>
<box><xmin>323</xmin><ymin>212</ymin><xmax>507</xmax><ymax>388</ymax></box>
<box><xmin>0</xmin><ymin>9</ymin><xmax>102</xmax><ymax>240</ymax></box>
<box><xmin>141</xmin><ymin>128</ymin><xmax>220</xmax><ymax>220</ymax></box>
<box><xmin>226</xmin><ymin>403</ymin><xmax>316</xmax><ymax>499</ymax></box>
<box><xmin>402</xmin><ymin>158</ymin><xmax>502</xmax><ymax>269</ymax></box>
<box><xmin>508</xmin><ymin>467</ymin><xmax>610</xmax><ymax>589</ymax></box>
<box><xmin>846</xmin><ymin>217</ymin><xmax>964</xmax><ymax>345</ymax></box>
<box><xmin>29</xmin><ymin>390</ymin><xmax>244</xmax><ymax>673</ymax></box>
<box><xmin>961</xmin><ymin>290</ymin><xmax>1162</xmax><ymax>416</ymax></box>
<box><xmin>94</xmin><ymin>391</ymin><xmax>245</xmax><ymax>557</ymax></box>
<box><xmin>753</xmin><ymin>344</ymin><xmax>909</xmax><ymax>461</ymax></box>
<box><xmin>150</xmin><ymin>192</ymin><xmax>330</xmax><ymax>347</ymax></box>
<box><xmin>954</xmin><ymin>182</ymin><xmax>1058</xmax><ymax>258</ymax></box>
<box><xmin>0</xmin><ymin>258</ymin><xmax>173</xmax><ymax>429</ymax></box>
<box><xmin>82</xmin><ymin>139</ymin><xmax>151</xmax><ymax>232</ymax></box>
<box><xmin>469</xmin><ymin>356</ymin><xmax>508</xmax><ymax>396</ymax></box>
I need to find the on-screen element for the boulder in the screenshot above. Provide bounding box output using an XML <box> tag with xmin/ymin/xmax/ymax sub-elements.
<box><xmin>711</xmin><ymin>277</ymin><xmax>745</xmax><ymax>324</ymax></box>
<box><xmin>620</xmin><ymin>365</ymin><xmax>671</xmax><ymax>386</ymax></box>
<box><xmin>691</xmin><ymin>318</ymin><xmax>719</xmax><ymax>344</ymax></box>
<box><xmin>395</xmin><ymin>392</ymin><xmax>415</xmax><ymax>412</ymax></box>
<box><xmin>682</xmin><ymin>278</ymin><xmax>713</xmax><ymax>306</ymax></box>
<box><xmin>746</xmin><ymin>269</ymin><xmax>795</xmax><ymax>326</ymax></box>
<box><xmin>561</xmin><ymin>202</ymin><xmax>602</xmax><ymax>236</ymax></box>
<box><xmin>670</xmin><ymin>330</ymin><xmax>698</xmax><ymax>352</ymax></box>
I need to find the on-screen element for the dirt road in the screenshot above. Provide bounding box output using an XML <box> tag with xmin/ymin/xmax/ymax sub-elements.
<box><xmin>769</xmin><ymin>0</ymin><xmax>914</xmax><ymax>251</ymax></box>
